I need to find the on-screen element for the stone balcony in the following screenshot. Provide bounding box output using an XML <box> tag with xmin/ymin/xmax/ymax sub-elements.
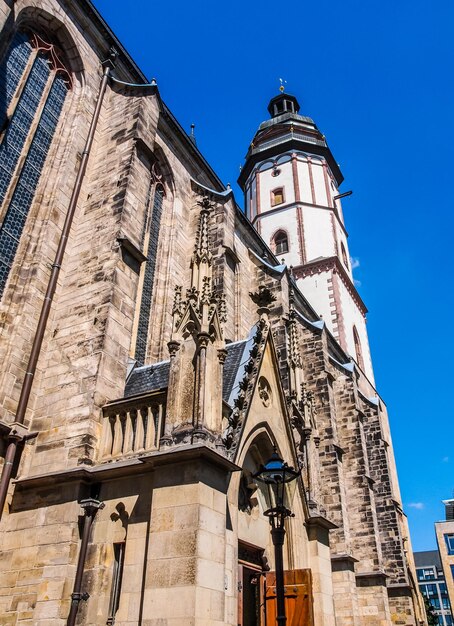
<box><xmin>100</xmin><ymin>391</ymin><xmax>166</xmax><ymax>461</ymax></box>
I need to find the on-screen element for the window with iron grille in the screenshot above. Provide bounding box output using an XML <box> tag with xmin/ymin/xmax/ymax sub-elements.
<box><xmin>0</xmin><ymin>30</ymin><xmax>70</xmax><ymax>297</ymax></box>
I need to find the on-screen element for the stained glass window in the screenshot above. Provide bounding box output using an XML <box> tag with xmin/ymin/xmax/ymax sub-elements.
<box><xmin>134</xmin><ymin>186</ymin><xmax>165</xmax><ymax>365</ymax></box>
<box><xmin>0</xmin><ymin>31</ymin><xmax>70</xmax><ymax>296</ymax></box>
<box><xmin>0</xmin><ymin>32</ymin><xmax>32</xmax><ymax>129</ymax></box>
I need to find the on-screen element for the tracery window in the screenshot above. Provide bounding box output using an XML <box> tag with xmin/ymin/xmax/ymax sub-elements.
<box><xmin>273</xmin><ymin>230</ymin><xmax>288</xmax><ymax>255</ymax></box>
<box><xmin>134</xmin><ymin>162</ymin><xmax>166</xmax><ymax>365</ymax></box>
<box><xmin>270</xmin><ymin>187</ymin><xmax>284</xmax><ymax>206</ymax></box>
<box><xmin>0</xmin><ymin>30</ymin><xmax>71</xmax><ymax>296</ymax></box>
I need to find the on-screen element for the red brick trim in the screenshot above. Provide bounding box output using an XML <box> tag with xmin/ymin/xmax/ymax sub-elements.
<box><xmin>291</xmin><ymin>154</ymin><xmax>301</xmax><ymax>202</ymax></box>
<box><xmin>296</xmin><ymin>206</ymin><xmax>306</xmax><ymax>264</ymax></box>
<box><xmin>307</xmin><ymin>158</ymin><xmax>316</xmax><ymax>204</ymax></box>
<box><xmin>331</xmin><ymin>271</ymin><xmax>347</xmax><ymax>350</ymax></box>
<box><xmin>330</xmin><ymin>211</ymin><xmax>339</xmax><ymax>257</ymax></box>
<box><xmin>322</xmin><ymin>162</ymin><xmax>332</xmax><ymax>208</ymax></box>
<box><xmin>256</xmin><ymin>170</ymin><xmax>261</xmax><ymax>216</ymax></box>
<box><xmin>292</xmin><ymin>256</ymin><xmax>367</xmax><ymax>316</ymax></box>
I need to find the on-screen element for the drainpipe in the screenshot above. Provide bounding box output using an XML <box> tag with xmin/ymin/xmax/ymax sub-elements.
<box><xmin>0</xmin><ymin>48</ymin><xmax>117</xmax><ymax>522</ymax></box>
<box><xmin>66</xmin><ymin>498</ymin><xmax>105</xmax><ymax>626</ymax></box>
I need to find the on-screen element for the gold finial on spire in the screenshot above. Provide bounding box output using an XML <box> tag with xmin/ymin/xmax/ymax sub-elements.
<box><xmin>279</xmin><ymin>77</ymin><xmax>287</xmax><ymax>93</ymax></box>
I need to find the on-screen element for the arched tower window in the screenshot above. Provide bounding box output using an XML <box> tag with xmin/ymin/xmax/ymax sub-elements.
<box><xmin>353</xmin><ymin>325</ymin><xmax>364</xmax><ymax>371</ymax></box>
<box><xmin>273</xmin><ymin>230</ymin><xmax>288</xmax><ymax>255</ymax></box>
<box><xmin>341</xmin><ymin>242</ymin><xmax>349</xmax><ymax>269</ymax></box>
<box><xmin>134</xmin><ymin>162</ymin><xmax>166</xmax><ymax>365</ymax></box>
<box><xmin>0</xmin><ymin>30</ymin><xmax>71</xmax><ymax>296</ymax></box>
<box><xmin>270</xmin><ymin>187</ymin><xmax>285</xmax><ymax>207</ymax></box>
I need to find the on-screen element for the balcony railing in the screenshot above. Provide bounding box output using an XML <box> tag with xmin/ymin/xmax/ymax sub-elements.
<box><xmin>100</xmin><ymin>392</ymin><xmax>166</xmax><ymax>460</ymax></box>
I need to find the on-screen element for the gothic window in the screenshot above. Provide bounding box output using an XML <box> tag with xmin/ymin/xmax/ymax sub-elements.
<box><xmin>341</xmin><ymin>242</ymin><xmax>349</xmax><ymax>268</ymax></box>
<box><xmin>353</xmin><ymin>325</ymin><xmax>364</xmax><ymax>371</ymax></box>
<box><xmin>273</xmin><ymin>230</ymin><xmax>288</xmax><ymax>255</ymax></box>
<box><xmin>270</xmin><ymin>187</ymin><xmax>284</xmax><ymax>206</ymax></box>
<box><xmin>134</xmin><ymin>164</ymin><xmax>166</xmax><ymax>365</ymax></box>
<box><xmin>0</xmin><ymin>30</ymin><xmax>71</xmax><ymax>297</ymax></box>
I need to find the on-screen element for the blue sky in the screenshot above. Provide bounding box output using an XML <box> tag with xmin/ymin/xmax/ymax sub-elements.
<box><xmin>92</xmin><ymin>0</ymin><xmax>453</xmax><ymax>551</ymax></box>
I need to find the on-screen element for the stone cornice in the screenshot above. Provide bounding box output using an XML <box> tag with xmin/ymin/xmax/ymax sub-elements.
<box><xmin>293</xmin><ymin>256</ymin><xmax>368</xmax><ymax>316</ymax></box>
<box><xmin>14</xmin><ymin>444</ymin><xmax>240</xmax><ymax>491</ymax></box>
<box><xmin>305</xmin><ymin>514</ymin><xmax>338</xmax><ymax>531</ymax></box>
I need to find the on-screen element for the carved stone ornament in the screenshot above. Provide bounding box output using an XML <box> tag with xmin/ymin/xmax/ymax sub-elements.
<box><xmin>249</xmin><ymin>285</ymin><xmax>276</xmax><ymax>309</ymax></box>
<box><xmin>257</xmin><ymin>376</ymin><xmax>272</xmax><ymax>408</ymax></box>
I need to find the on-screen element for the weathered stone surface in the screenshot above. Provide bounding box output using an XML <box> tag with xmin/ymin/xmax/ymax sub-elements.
<box><xmin>0</xmin><ymin>1</ymin><xmax>423</xmax><ymax>625</ymax></box>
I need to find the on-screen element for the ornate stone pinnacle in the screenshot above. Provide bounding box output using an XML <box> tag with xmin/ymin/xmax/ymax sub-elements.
<box><xmin>172</xmin><ymin>285</ymin><xmax>183</xmax><ymax>316</ymax></box>
<box><xmin>193</xmin><ymin>196</ymin><xmax>213</xmax><ymax>265</ymax></box>
<box><xmin>201</xmin><ymin>276</ymin><xmax>211</xmax><ymax>303</ymax></box>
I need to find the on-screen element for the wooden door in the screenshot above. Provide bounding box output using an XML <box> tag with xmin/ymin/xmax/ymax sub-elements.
<box><xmin>265</xmin><ymin>569</ymin><xmax>313</xmax><ymax>626</ymax></box>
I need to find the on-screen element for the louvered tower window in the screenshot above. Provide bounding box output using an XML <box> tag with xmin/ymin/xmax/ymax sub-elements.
<box><xmin>0</xmin><ymin>31</ymin><xmax>71</xmax><ymax>296</ymax></box>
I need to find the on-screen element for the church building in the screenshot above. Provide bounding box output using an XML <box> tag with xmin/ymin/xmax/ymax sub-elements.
<box><xmin>0</xmin><ymin>1</ymin><xmax>425</xmax><ymax>625</ymax></box>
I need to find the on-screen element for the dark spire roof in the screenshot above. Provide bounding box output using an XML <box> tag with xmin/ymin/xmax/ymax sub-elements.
<box><xmin>238</xmin><ymin>90</ymin><xmax>344</xmax><ymax>189</ymax></box>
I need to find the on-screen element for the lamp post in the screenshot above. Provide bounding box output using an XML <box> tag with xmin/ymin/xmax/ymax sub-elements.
<box><xmin>254</xmin><ymin>450</ymin><xmax>300</xmax><ymax>626</ymax></box>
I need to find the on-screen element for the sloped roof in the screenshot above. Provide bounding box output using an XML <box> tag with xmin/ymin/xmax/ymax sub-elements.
<box><xmin>413</xmin><ymin>550</ymin><xmax>441</xmax><ymax>568</ymax></box>
<box><xmin>223</xmin><ymin>340</ymin><xmax>248</xmax><ymax>403</ymax></box>
<box><xmin>123</xmin><ymin>339</ymin><xmax>249</xmax><ymax>401</ymax></box>
<box><xmin>124</xmin><ymin>361</ymin><xmax>170</xmax><ymax>397</ymax></box>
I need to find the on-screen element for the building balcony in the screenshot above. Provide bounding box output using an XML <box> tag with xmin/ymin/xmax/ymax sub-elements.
<box><xmin>100</xmin><ymin>392</ymin><xmax>166</xmax><ymax>461</ymax></box>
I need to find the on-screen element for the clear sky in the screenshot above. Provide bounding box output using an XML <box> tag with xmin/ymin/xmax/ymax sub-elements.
<box><xmin>92</xmin><ymin>0</ymin><xmax>453</xmax><ymax>551</ymax></box>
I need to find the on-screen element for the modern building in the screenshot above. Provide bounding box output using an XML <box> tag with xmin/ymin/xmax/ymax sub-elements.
<box><xmin>0</xmin><ymin>1</ymin><xmax>426</xmax><ymax>625</ymax></box>
<box><xmin>415</xmin><ymin>550</ymin><xmax>452</xmax><ymax>626</ymax></box>
<box><xmin>436</xmin><ymin>500</ymin><xmax>454</xmax><ymax>614</ymax></box>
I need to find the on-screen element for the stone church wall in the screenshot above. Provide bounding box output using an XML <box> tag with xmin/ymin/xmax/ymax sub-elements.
<box><xmin>0</xmin><ymin>1</ymin><xmax>423</xmax><ymax>625</ymax></box>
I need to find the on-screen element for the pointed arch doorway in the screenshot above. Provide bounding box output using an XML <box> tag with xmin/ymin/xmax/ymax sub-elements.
<box><xmin>236</xmin><ymin>434</ymin><xmax>316</xmax><ymax>626</ymax></box>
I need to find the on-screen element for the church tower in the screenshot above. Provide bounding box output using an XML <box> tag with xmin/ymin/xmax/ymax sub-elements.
<box><xmin>238</xmin><ymin>91</ymin><xmax>374</xmax><ymax>381</ymax></box>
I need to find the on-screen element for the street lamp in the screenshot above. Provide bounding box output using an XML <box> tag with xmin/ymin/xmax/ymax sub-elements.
<box><xmin>253</xmin><ymin>449</ymin><xmax>300</xmax><ymax>625</ymax></box>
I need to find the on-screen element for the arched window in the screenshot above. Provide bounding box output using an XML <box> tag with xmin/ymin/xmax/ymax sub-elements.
<box><xmin>134</xmin><ymin>166</ymin><xmax>166</xmax><ymax>365</ymax></box>
<box><xmin>270</xmin><ymin>187</ymin><xmax>285</xmax><ymax>207</ymax></box>
<box><xmin>273</xmin><ymin>230</ymin><xmax>288</xmax><ymax>255</ymax></box>
<box><xmin>353</xmin><ymin>325</ymin><xmax>364</xmax><ymax>371</ymax></box>
<box><xmin>0</xmin><ymin>30</ymin><xmax>71</xmax><ymax>296</ymax></box>
<box><xmin>341</xmin><ymin>242</ymin><xmax>349</xmax><ymax>268</ymax></box>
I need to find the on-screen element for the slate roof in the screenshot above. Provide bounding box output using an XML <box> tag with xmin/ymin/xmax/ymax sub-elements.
<box><xmin>123</xmin><ymin>339</ymin><xmax>249</xmax><ymax>402</ymax></box>
<box><xmin>124</xmin><ymin>360</ymin><xmax>170</xmax><ymax>398</ymax></box>
<box><xmin>222</xmin><ymin>340</ymin><xmax>247</xmax><ymax>403</ymax></box>
<box><xmin>413</xmin><ymin>550</ymin><xmax>442</xmax><ymax>568</ymax></box>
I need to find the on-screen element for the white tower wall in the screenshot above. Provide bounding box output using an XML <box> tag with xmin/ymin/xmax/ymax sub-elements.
<box><xmin>245</xmin><ymin>147</ymin><xmax>374</xmax><ymax>383</ymax></box>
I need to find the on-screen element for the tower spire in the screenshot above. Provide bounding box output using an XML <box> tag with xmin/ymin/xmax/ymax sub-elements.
<box><xmin>238</xmin><ymin>92</ymin><xmax>374</xmax><ymax>382</ymax></box>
